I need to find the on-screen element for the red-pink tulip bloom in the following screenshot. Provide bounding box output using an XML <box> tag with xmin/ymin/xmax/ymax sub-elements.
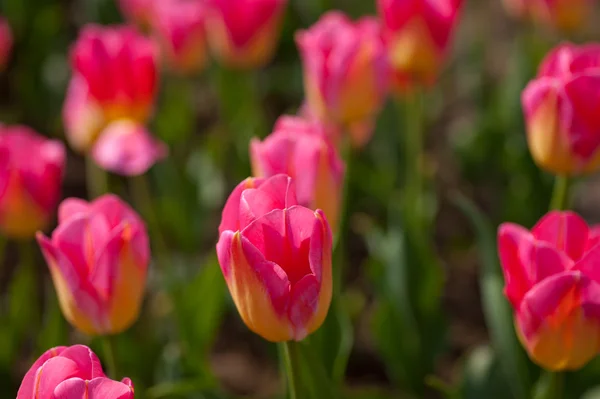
<box><xmin>17</xmin><ymin>345</ymin><xmax>134</xmax><ymax>399</ymax></box>
<box><xmin>37</xmin><ymin>194</ymin><xmax>149</xmax><ymax>335</ymax></box>
<box><xmin>250</xmin><ymin>116</ymin><xmax>344</xmax><ymax>230</ymax></box>
<box><xmin>64</xmin><ymin>25</ymin><xmax>158</xmax><ymax>153</ymax></box>
<box><xmin>152</xmin><ymin>0</ymin><xmax>208</xmax><ymax>75</ymax></box>
<box><xmin>296</xmin><ymin>12</ymin><xmax>389</xmax><ymax>138</ymax></box>
<box><xmin>503</xmin><ymin>0</ymin><xmax>591</xmax><ymax>32</ymax></box>
<box><xmin>119</xmin><ymin>0</ymin><xmax>156</xmax><ymax>30</ymax></box>
<box><xmin>522</xmin><ymin>43</ymin><xmax>600</xmax><ymax>176</ymax></box>
<box><xmin>0</xmin><ymin>125</ymin><xmax>65</xmax><ymax>239</ymax></box>
<box><xmin>377</xmin><ymin>0</ymin><xmax>462</xmax><ymax>91</ymax></box>
<box><xmin>498</xmin><ymin>211</ymin><xmax>600</xmax><ymax>370</ymax></box>
<box><xmin>216</xmin><ymin>174</ymin><xmax>333</xmax><ymax>342</ymax></box>
<box><xmin>0</xmin><ymin>17</ymin><xmax>12</xmax><ymax>71</ymax></box>
<box><xmin>205</xmin><ymin>0</ymin><xmax>287</xmax><ymax>68</ymax></box>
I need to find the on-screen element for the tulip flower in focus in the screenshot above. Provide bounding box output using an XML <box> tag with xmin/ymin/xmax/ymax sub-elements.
<box><xmin>37</xmin><ymin>194</ymin><xmax>149</xmax><ymax>335</ymax></box>
<box><xmin>502</xmin><ymin>0</ymin><xmax>591</xmax><ymax>32</ymax></box>
<box><xmin>205</xmin><ymin>0</ymin><xmax>287</xmax><ymax>68</ymax></box>
<box><xmin>498</xmin><ymin>211</ymin><xmax>600</xmax><ymax>370</ymax></box>
<box><xmin>17</xmin><ymin>345</ymin><xmax>134</xmax><ymax>399</ymax></box>
<box><xmin>522</xmin><ymin>43</ymin><xmax>600</xmax><ymax>176</ymax></box>
<box><xmin>377</xmin><ymin>0</ymin><xmax>462</xmax><ymax>91</ymax></box>
<box><xmin>119</xmin><ymin>0</ymin><xmax>156</xmax><ymax>30</ymax></box>
<box><xmin>250</xmin><ymin>116</ymin><xmax>344</xmax><ymax>230</ymax></box>
<box><xmin>152</xmin><ymin>0</ymin><xmax>208</xmax><ymax>75</ymax></box>
<box><xmin>64</xmin><ymin>25</ymin><xmax>158</xmax><ymax>153</ymax></box>
<box><xmin>0</xmin><ymin>125</ymin><xmax>65</xmax><ymax>239</ymax></box>
<box><xmin>296</xmin><ymin>12</ymin><xmax>389</xmax><ymax>137</ymax></box>
<box><xmin>217</xmin><ymin>174</ymin><xmax>333</xmax><ymax>342</ymax></box>
<box><xmin>0</xmin><ymin>17</ymin><xmax>12</xmax><ymax>71</ymax></box>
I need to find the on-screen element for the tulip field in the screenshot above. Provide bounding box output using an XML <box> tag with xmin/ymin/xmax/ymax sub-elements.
<box><xmin>4</xmin><ymin>0</ymin><xmax>600</xmax><ymax>398</ymax></box>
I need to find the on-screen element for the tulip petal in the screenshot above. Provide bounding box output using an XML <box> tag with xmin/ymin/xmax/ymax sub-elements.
<box><xmin>58</xmin><ymin>198</ymin><xmax>90</xmax><ymax>224</ymax></box>
<box><xmin>33</xmin><ymin>357</ymin><xmax>83</xmax><ymax>399</ymax></box>
<box><xmin>239</xmin><ymin>174</ymin><xmax>297</xmax><ymax>229</ymax></box>
<box><xmin>288</xmin><ymin>273</ymin><xmax>320</xmax><ymax>341</ymax></box>
<box><xmin>16</xmin><ymin>347</ymin><xmax>66</xmax><ymax>399</ymax></box>
<box><xmin>219</xmin><ymin>177</ymin><xmax>264</xmax><ymax>234</ymax></box>
<box><xmin>53</xmin><ymin>377</ymin><xmax>87</xmax><ymax>398</ymax></box>
<box><xmin>58</xmin><ymin>345</ymin><xmax>105</xmax><ymax>379</ymax></box>
<box><xmin>498</xmin><ymin>223</ymin><xmax>537</xmax><ymax>307</ymax></box>
<box><xmin>87</xmin><ymin>377</ymin><xmax>135</xmax><ymax>398</ymax></box>
<box><xmin>563</xmin><ymin>75</ymin><xmax>600</xmax><ymax>160</ymax></box>
<box><xmin>573</xmin><ymin>244</ymin><xmax>600</xmax><ymax>284</ymax></box>
<box><xmin>90</xmin><ymin>194</ymin><xmax>143</xmax><ymax>231</ymax></box>
<box><xmin>532</xmin><ymin>211</ymin><xmax>589</xmax><ymax>261</ymax></box>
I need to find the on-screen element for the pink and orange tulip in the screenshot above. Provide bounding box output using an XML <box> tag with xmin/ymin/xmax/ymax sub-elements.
<box><xmin>296</xmin><ymin>12</ymin><xmax>389</xmax><ymax>137</ymax></box>
<box><xmin>498</xmin><ymin>211</ymin><xmax>600</xmax><ymax>370</ymax></box>
<box><xmin>0</xmin><ymin>125</ymin><xmax>65</xmax><ymax>239</ymax></box>
<box><xmin>250</xmin><ymin>116</ymin><xmax>344</xmax><ymax>230</ymax></box>
<box><xmin>377</xmin><ymin>0</ymin><xmax>462</xmax><ymax>91</ymax></box>
<box><xmin>118</xmin><ymin>0</ymin><xmax>156</xmax><ymax>30</ymax></box>
<box><xmin>37</xmin><ymin>194</ymin><xmax>149</xmax><ymax>335</ymax></box>
<box><xmin>522</xmin><ymin>43</ymin><xmax>600</xmax><ymax>176</ymax></box>
<box><xmin>0</xmin><ymin>16</ymin><xmax>12</xmax><ymax>71</ymax></box>
<box><xmin>503</xmin><ymin>0</ymin><xmax>591</xmax><ymax>32</ymax></box>
<box><xmin>205</xmin><ymin>0</ymin><xmax>287</xmax><ymax>68</ymax></box>
<box><xmin>17</xmin><ymin>345</ymin><xmax>134</xmax><ymax>399</ymax></box>
<box><xmin>216</xmin><ymin>174</ymin><xmax>333</xmax><ymax>342</ymax></box>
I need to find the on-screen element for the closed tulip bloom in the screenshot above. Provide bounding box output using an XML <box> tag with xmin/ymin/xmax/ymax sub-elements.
<box><xmin>377</xmin><ymin>0</ymin><xmax>462</xmax><ymax>90</ymax></box>
<box><xmin>152</xmin><ymin>0</ymin><xmax>208</xmax><ymax>75</ymax></box>
<box><xmin>503</xmin><ymin>0</ymin><xmax>591</xmax><ymax>32</ymax></box>
<box><xmin>119</xmin><ymin>0</ymin><xmax>156</xmax><ymax>30</ymax></box>
<box><xmin>17</xmin><ymin>345</ymin><xmax>134</xmax><ymax>399</ymax></box>
<box><xmin>37</xmin><ymin>194</ymin><xmax>149</xmax><ymax>335</ymax></box>
<box><xmin>498</xmin><ymin>211</ymin><xmax>600</xmax><ymax>370</ymax></box>
<box><xmin>250</xmin><ymin>116</ymin><xmax>344</xmax><ymax>230</ymax></box>
<box><xmin>296</xmin><ymin>12</ymin><xmax>389</xmax><ymax>133</ymax></box>
<box><xmin>64</xmin><ymin>25</ymin><xmax>158</xmax><ymax>153</ymax></box>
<box><xmin>0</xmin><ymin>126</ymin><xmax>65</xmax><ymax>239</ymax></box>
<box><xmin>206</xmin><ymin>0</ymin><xmax>287</xmax><ymax>68</ymax></box>
<box><xmin>217</xmin><ymin>174</ymin><xmax>333</xmax><ymax>342</ymax></box>
<box><xmin>0</xmin><ymin>17</ymin><xmax>12</xmax><ymax>71</ymax></box>
<box><xmin>522</xmin><ymin>43</ymin><xmax>600</xmax><ymax>175</ymax></box>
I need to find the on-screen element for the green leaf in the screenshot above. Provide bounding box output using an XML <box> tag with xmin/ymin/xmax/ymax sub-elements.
<box><xmin>462</xmin><ymin>345</ymin><xmax>515</xmax><ymax>399</ymax></box>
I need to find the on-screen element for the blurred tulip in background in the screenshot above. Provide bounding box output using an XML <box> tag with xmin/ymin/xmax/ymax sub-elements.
<box><xmin>0</xmin><ymin>126</ymin><xmax>65</xmax><ymax>239</ymax></box>
<box><xmin>502</xmin><ymin>0</ymin><xmax>592</xmax><ymax>32</ymax></box>
<box><xmin>118</xmin><ymin>0</ymin><xmax>156</xmax><ymax>30</ymax></box>
<box><xmin>216</xmin><ymin>174</ymin><xmax>333</xmax><ymax>342</ymax></box>
<box><xmin>522</xmin><ymin>43</ymin><xmax>600</xmax><ymax>176</ymax></box>
<box><xmin>17</xmin><ymin>345</ymin><xmax>134</xmax><ymax>399</ymax></box>
<box><xmin>0</xmin><ymin>16</ymin><xmax>12</xmax><ymax>72</ymax></box>
<box><xmin>37</xmin><ymin>194</ymin><xmax>149</xmax><ymax>335</ymax></box>
<box><xmin>498</xmin><ymin>211</ymin><xmax>600</xmax><ymax>370</ymax></box>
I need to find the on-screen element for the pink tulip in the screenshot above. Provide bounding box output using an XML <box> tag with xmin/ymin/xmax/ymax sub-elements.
<box><xmin>118</xmin><ymin>0</ymin><xmax>156</xmax><ymax>30</ymax></box>
<box><xmin>522</xmin><ymin>43</ymin><xmax>600</xmax><ymax>175</ymax></box>
<box><xmin>152</xmin><ymin>0</ymin><xmax>208</xmax><ymax>75</ymax></box>
<box><xmin>217</xmin><ymin>174</ymin><xmax>333</xmax><ymax>342</ymax></box>
<box><xmin>296</xmin><ymin>12</ymin><xmax>389</xmax><ymax>135</ymax></box>
<box><xmin>0</xmin><ymin>125</ymin><xmax>65</xmax><ymax>239</ymax></box>
<box><xmin>64</xmin><ymin>25</ymin><xmax>159</xmax><ymax>153</ymax></box>
<box><xmin>0</xmin><ymin>17</ymin><xmax>12</xmax><ymax>71</ymax></box>
<box><xmin>250</xmin><ymin>116</ymin><xmax>344</xmax><ymax>230</ymax></box>
<box><xmin>17</xmin><ymin>345</ymin><xmax>134</xmax><ymax>399</ymax></box>
<box><xmin>37</xmin><ymin>194</ymin><xmax>149</xmax><ymax>335</ymax></box>
<box><xmin>377</xmin><ymin>0</ymin><xmax>462</xmax><ymax>91</ymax></box>
<box><xmin>503</xmin><ymin>0</ymin><xmax>591</xmax><ymax>32</ymax></box>
<box><xmin>498</xmin><ymin>211</ymin><xmax>600</xmax><ymax>370</ymax></box>
<box><xmin>205</xmin><ymin>0</ymin><xmax>287</xmax><ymax>68</ymax></box>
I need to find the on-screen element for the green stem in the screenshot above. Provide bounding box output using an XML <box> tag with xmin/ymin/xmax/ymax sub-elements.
<box><xmin>550</xmin><ymin>175</ymin><xmax>570</xmax><ymax>211</ymax></box>
<box><xmin>85</xmin><ymin>156</ymin><xmax>109</xmax><ymax>199</ymax></box>
<box><xmin>102</xmin><ymin>335</ymin><xmax>118</xmax><ymax>379</ymax></box>
<box><xmin>280</xmin><ymin>341</ymin><xmax>301</xmax><ymax>399</ymax></box>
<box><xmin>533</xmin><ymin>371</ymin><xmax>563</xmax><ymax>399</ymax></box>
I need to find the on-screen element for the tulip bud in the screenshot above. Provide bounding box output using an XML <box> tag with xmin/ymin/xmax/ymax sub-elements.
<box><xmin>118</xmin><ymin>0</ymin><xmax>156</xmax><ymax>30</ymax></box>
<box><xmin>0</xmin><ymin>126</ymin><xmax>65</xmax><ymax>239</ymax></box>
<box><xmin>250</xmin><ymin>116</ymin><xmax>344</xmax><ymax>230</ymax></box>
<box><xmin>17</xmin><ymin>345</ymin><xmax>134</xmax><ymax>399</ymax></box>
<box><xmin>152</xmin><ymin>0</ymin><xmax>208</xmax><ymax>75</ymax></box>
<box><xmin>503</xmin><ymin>0</ymin><xmax>591</xmax><ymax>32</ymax></box>
<box><xmin>296</xmin><ymin>12</ymin><xmax>389</xmax><ymax>135</ymax></box>
<box><xmin>37</xmin><ymin>194</ymin><xmax>149</xmax><ymax>335</ymax></box>
<box><xmin>205</xmin><ymin>0</ymin><xmax>287</xmax><ymax>69</ymax></box>
<box><xmin>377</xmin><ymin>0</ymin><xmax>462</xmax><ymax>91</ymax></box>
<box><xmin>498</xmin><ymin>211</ymin><xmax>600</xmax><ymax>370</ymax></box>
<box><xmin>217</xmin><ymin>174</ymin><xmax>333</xmax><ymax>342</ymax></box>
<box><xmin>522</xmin><ymin>43</ymin><xmax>600</xmax><ymax>176</ymax></box>
<box><xmin>64</xmin><ymin>25</ymin><xmax>158</xmax><ymax>153</ymax></box>
<box><xmin>0</xmin><ymin>17</ymin><xmax>12</xmax><ymax>72</ymax></box>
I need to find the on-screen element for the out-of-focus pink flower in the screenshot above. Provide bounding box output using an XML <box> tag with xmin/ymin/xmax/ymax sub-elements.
<box><xmin>217</xmin><ymin>174</ymin><xmax>333</xmax><ymax>342</ymax></box>
<box><xmin>37</xmin><ymin>195</ymin><xmax>149</xmax><ymax>335</ymax></box>
<box><xmin>498</xmin><ymin>211</ymin><xmax>600</xmax><ymax>370</ymax></box>
<box><xmin>205</xmin><ymin>0</ymin><xmax>287</xmax><ymax>68</ymax></box>
<box><xmin>119</xmin><ymin>0</ymin><xmax>156</xmax><ymax>30</ymax></box>
<box><xmin>152</xmin><ymin>0</ymin><xmax>208</xmax><ymax>75</ymax></box>
<box><xmin>377</xmin><ymin>0</ymin><xmax>462</xmax><ymax>91</ymax></box>
<box><xmin>503</xmin><ymin>0</ymin><xmax>591</xmax><ymax>32</ymax></box>
<box><xmin>250</xmin><ymin>116</ymin><xmax>344</xmax><ymax>230</ymax></box>
<box><xmin>91</xmin><ymin>120</ymin><xmax>167</xmax><ymax>176</ymax></box>
<box><xmin>64</xmin><ymin>25</ymin><xmax>158</xmax><ymax>153</ymax></box>
<box><xmin>17</xmin><ymin>345</ymin><xmax>134</xmax><ymax>399</ymax></box>
<box><xmin>296</xmin><ymin>12</ymin><xmax>389</xmax><ymax>136</ymax></box>
<box><xmin>0</xmin><ymin>17</ymin><xmax>12</xmax><ymax>71</ymax></box>
<box><xmin>0</xmin><ymin>125</ymin><xmax>65</xmax><ymax>239</ymax></box>
<box><xmin>522</xmin><ymin>43</ymin><xmax>600</xmax><ymax>175</ymax></box>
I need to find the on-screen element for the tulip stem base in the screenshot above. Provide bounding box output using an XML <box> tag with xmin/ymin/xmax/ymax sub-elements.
<box><xmin>86</xmin><ymin>156</ymin><xmax>109</xmax><ymax>199</ymax></box>
<box><xmin>533</xmin><ymin>371</ymin><xmax>563</xmax><ymax>399</ymax></box>
<box><xmin>102</xmin><ymin>335</ymin><xmax>118</xmax><ymax>379</ymax></box>
<box><xmin>280</xmin><ymin>341</ymin><xmax>301</xmax><ymax>399</ymax></box>
<box><xmin>550</xmin><ymin>175</ymin><xmax>570</xmax><ymax>211</ymax></box>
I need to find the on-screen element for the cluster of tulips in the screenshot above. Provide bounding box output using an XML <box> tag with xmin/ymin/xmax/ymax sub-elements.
<box><xmin>1</xmin><ymin>0</ymin><xmax>600</xmax><ymax>397</ymax></box>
